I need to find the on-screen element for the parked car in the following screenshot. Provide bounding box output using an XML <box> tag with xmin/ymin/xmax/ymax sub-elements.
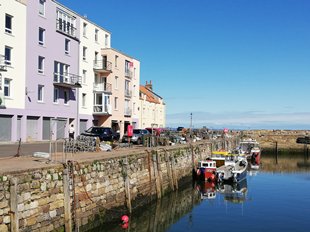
<box><xmin>81</xmin><ymin>126</ymin><xmax>119</xmax><ymax>142</ymax></box>
<box><xmin>122</xmin><ymin>129</ymin><xmax>150</xmax><ymax>144</ymax></box>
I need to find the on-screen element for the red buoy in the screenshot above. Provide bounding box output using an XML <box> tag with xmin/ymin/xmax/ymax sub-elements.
<box><xmin>121</xmin><ymin>215</ymin><xmax>129</xmax><ymax>224</ymax></box>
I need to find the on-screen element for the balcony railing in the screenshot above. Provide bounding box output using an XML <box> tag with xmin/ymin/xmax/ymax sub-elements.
<box><xmin>124</xmin><ymin>107</ymin><xmax>132</xmax><ymax>116</ymax></box>
<box><xmin>93</xmin><ymin>60</ymin><xmax>112</xmax><ymax>75</ymax></box>
<box><xmin>0</xmin><ymin>55</ymin><xmax>7</xmax><ymax>72</ymax></box>
<box><xmin>93</xmin><ymin>104</ymin><xmax>112</xmax><ymax>115</ymax></box>
<box><xmin>125</xmin><ymin>70</ymin><xmax>133</xmax><ymax>79</ymax></box>
<box><xmin>54</xmin><ymin>72</ymin><xmax>82</xmax><ymax>88</ymax></box>
<box><xmin>56</xmin><ymin>19</ymin><xmax>77</xmax><ymax>38</ymax></box>
<box><xmin>93</xmin><ymin>82</ymin><xmax>112</xmax><ymax>93</ymax></box>
<box><xmin>0</xmin><ymin>91</ymin><xmax>5</xmax><ymax>109</ymax></box>
<box><xmin>125</xmin><ymin>89</ymin><xmax>132</xmax><ymax>98</ymax></box>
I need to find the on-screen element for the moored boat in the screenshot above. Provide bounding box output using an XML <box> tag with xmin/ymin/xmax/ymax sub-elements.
<box><xmin>195</xmin><ymin>159</ymin><xmax>217</xmax><ymax>182</ymax></box>
<box><xmin>216</xmin><ymin>157</ymin><xmax>248</xmax><ymax>183</ymax></box>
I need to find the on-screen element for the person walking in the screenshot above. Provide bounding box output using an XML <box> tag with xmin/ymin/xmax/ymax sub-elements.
<box><xmin>69</xmin><ymin>124</ymin><xmax>75</xmax><ymax>139</ymax></box>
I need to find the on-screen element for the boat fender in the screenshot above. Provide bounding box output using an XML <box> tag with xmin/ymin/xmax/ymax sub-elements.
<box><xmin>196</xmin><ymin>169</ymin><xmax>201</xmax><ymax>176</ymax></box>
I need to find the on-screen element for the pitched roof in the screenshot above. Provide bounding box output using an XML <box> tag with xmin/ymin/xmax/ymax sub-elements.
<box><xmin>140</xmin><ymin>85</ymin><xmax>161</xmax><ymax>104</ymax></box>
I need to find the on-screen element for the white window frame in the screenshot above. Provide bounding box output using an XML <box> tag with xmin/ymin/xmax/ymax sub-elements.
<box><xmin>82</xmin><ymin>93</ymin><xmax>86</xmax><ymax>107</ymax></box>
<box><xmin>38</xmin><ymin>56</ymin><xmax>45</xmax><ymax>74</ymax></box>
<box><xmin>82</xmin><ymin>70</ymin><xmax>87</xmax><ymax>84</ymax></box>
<box><xmin>95</xmin><ymin>29</ymin><xmax>99</xmax><ymax>42</ymax></box>
<box><xmin>83</xmin><ymin>46</ymin><xmax>87</xmax><ymax>61</ymax></box>
<box><xmin>38</xmin><ymin>85</ymin><xmax>44</xmax><ymax>102</ymax></box>
<box><xmin>39</xmin><ymin>0</ymin><xmax>46</xmax><ymax>16</ymax></box>
<box><xmin>4</xmin><ymin>46</ymin><xmax>12</xmax><ymax>66</ymax></box>
<box><xmin>65</xmin><ymin>39</ymin><xmax>70</xmax><ymax>54</ymax></box>
<box><xmin>5</xmin><ymin>14</ymin><xmax>13</xmax><ymax>34</ymax></box>
<box><xmin>64</xmin><ymin>89</ymin><xmax>69</xmax><ymax>105</ymax></box>
<box><xmin>53</xmin><ymin>87</ymin><xmax>59</xmax><ymax>103</ymax></box>
<box><xmin>114</xmin><ymin>97</ymin><xmax>118</xmax><ymax>110</ymax></box>
<box><xmin>83</xmin><ymin>22</ymin><xmax>87</xmax><ymax>37</ymax></box>
<box><xmin>105</xmin><ymin>34</ymin><xmax>109</xmax><ymax>47</ymax></box>
<box><xmin>115</xmin><ymin>55</ymin><xmax>118</xmax><ymax>67</ymax></box>
<box><xmin>39</xmin><ymin>27</ymin><xmax>45</xmax><ymax>46</ymax></box>
<box><xmin>4</xmin><ymin>78</ymin><xmax>11</xmax><ymax>97</ymax></box>
<box><xmin>115</xmin><ymin>76</ymin><xmax>118</xmax><ymax>89</ymax></box>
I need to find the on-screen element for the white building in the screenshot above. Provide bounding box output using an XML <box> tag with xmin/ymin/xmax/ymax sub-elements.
<box><xmin>139</xmin><ymin>81</ymin><xmax>166</xmax><ymax>129</ymax></box>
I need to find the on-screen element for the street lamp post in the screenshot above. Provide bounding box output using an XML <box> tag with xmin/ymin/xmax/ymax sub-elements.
<box><xmin>190</xmin><ymin>113</ymin><xmax>192</xmax><ymax>138</ymax></box>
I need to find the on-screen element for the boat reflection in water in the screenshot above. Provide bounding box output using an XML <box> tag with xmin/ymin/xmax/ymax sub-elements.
<box><xmin>216</xmin><ymin>178</ymin><xmax>248</xmax><ymax>204</ymax></box>
<box><xmin>195</xmin><ymin>178</ymin><xmax>248</xmax><ymax>203</ymax></box>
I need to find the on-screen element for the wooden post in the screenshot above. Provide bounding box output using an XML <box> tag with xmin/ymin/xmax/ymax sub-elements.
<box><xmin>63</xmin><ymin>168</ymin><xmax>72</xmax><ymax>232</ymax></box>
<box><xmin>124</xmin><ymin>157</ymin><xmax>132</xmax><ymax>213</ymax></box>
<box><xmin>164</xmin><ymin>150</ymin><xmax>174</xmax><ymax>191</ymax></box>
<box><xmin>156</xmin><ymin>151</ymin><xmax>163</xmax><ymax>196</ymax></box>
<box><xmin>10</xmin><ymin>177</ymin><xmax>19</xmax><ymax>232</ymax></box>
<box><xmin>152</xmin><ymin>152</ymin><xmax>161</xmax><ymax>198</ymax></box>
<box><xmin>170</xmin><ymin>155</ymin><xmax>178</xmax><ymax>190</ymax></box>
<box><xmin>275</xmin><ymin>141</ymin><xmax>278</xmax><ymax>164</ymax></box>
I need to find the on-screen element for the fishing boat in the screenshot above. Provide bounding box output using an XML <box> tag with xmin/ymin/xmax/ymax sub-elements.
<box><xmin>195</xmin><ymin>159</ymin><xmax>217</xmax><ymax>182</ymax></box>
<box><xmin>238</xmin><ymin>139</ymin><xmax>261</xmax><ymax>168</ymax></box>
<box><xmin>216</xmin><ymin>157</ymin><xmax>248</xmax><ymax>183</ymax></box>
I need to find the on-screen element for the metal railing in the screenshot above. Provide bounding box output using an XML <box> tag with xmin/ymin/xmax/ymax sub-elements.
<box><xmin>93</xmin><ymin>82</ymin><xmax>112</xmax><ymax>93</ymax></box>
<box><xmin>124</xmin><ymin>107</ymin><xmax>132</xmax><ymax>116</ymax></box>
<box><xmin>56</xmin><ymin>19</ymin><xmax>76</xmax><ymax>37</ymax></box>
<box><xmin>125</xmin><ymin>89</ymin><xmax>132</xmax><ymax>97</ymax></box>
<box><xmin>0</xmin><ymin>55</ymin><xmax>7</xmax><ymax>71</ymax></box>
<box><xmin>54</xmin><ymin>72</ymin><xmax>82</xmax><ymax>86</ymax></box>
<box><xmin>93</xmin><ymin>104</ymin><xmax>112</xmax><ymax>114</ymax></box>
<box><xmin>93</xmin><ymin>60</ymin><xmax>112</xmax><ymax>72</ymax></box>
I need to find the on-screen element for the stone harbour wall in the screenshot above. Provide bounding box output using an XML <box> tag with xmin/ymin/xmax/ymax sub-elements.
<box><xmin>0</xmin><ymin>142</ymin><xmax>211</xmax><ymax>232</ymax></box>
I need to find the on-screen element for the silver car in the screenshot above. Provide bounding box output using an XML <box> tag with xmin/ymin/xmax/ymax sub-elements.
<box><xmin>122</xmin><ymin>129</ymin><xmax>150</xmax><ymax>144</ymax></box>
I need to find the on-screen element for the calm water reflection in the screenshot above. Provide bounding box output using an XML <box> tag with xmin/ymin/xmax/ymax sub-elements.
<box><xmin>85</xmin><ymin>155</ymin><xmax>310</xmax><ymax>232</ymax></box>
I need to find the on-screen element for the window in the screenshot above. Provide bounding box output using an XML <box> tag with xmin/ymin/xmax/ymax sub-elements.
<box><xmin>94</xmin><ymin>51</ymin><xmax>98</xmax><ymax>64</ymax></box>
<box><xmin>56</xmin><ymin>9</ymin><xmax>76</xmax><ymax>37</ymax></box>
<box><xmin>5</xmin><ymin>14</ymin><xmax>13</xmax><ymax>34</ymax></box>
<box><xmin>53</xmin><ymin>88</ymin><xmax>59</xmax><ymax>103</ymax></box>
<box><xmin>83</xmin><ymin>46</ymin><xmax>87</xmax><ymax>60</ymax></box>
<box><xmin>64</xmin><ymin>90</ymin><xmax>69</xmax><ymax>105</ymax></box>
<box><xmin>105</xmin><ymin>34</ymin><xmax>109</xmax><ymax>47</ymax></box>
<box><xmin>83</xmin><ymin>22</ymin><xmax>87</xmax><ymax>37</ymax></box>
<box><xmin>95</xmin><ymin>29</ymin><xmax>99</xmax><ymax>42</ymax></box>
<box><xmin>82</xmin><ymin>70</ymin><xmax>87</xmax><ymax>84</ymax></box>
<box><xmin>38</xmin><ymin>56</ymin><xmax>44</xmax><ymax>74</ymax></box>
<box><xmin>115</xmin><ymin>76</ymin><xmax>118</xmax><ymax>89</ymax></box>
<box><xmin>39</xmin><ymin>28</ymin><xmax>45</xmax><ymax>45</ymax></box>
<box><xmin>114</xmin><ymin>97</ymin><xmax>118</xmax><ymax>110</ymax></box>
<box><xmin>82</xmin><ymin>93</ymin><xmax>86</xmax><ymax>107</ymax></box>
<box><xmin>38</xmin><ymin>85</ymin><xmax>44</xmax><ymax>102</ymax></box>
<box><xmin>4</xmin><ymin>78</ymin><xmax>11</xmax><ymax>97</ymax></box>
<box><xmin>39</xmin><ymin>0</ymin><xmax>46</xmax><ymax>16</ymax></box>
<box><xmin>5</xmin><ymin>46</ymin><xmax>12</xmax><ymax>65</ymax></box>
<box><xmin>115</xmin><ymin>55</ymin><xmax>118</xmax><ymax>67</ymax></box>
<box><xmin>54</xmin><ymin>61</ymin><xmax>70</xmax><ymax>83</ymax></box>
<box><xmin>65</xmin><ymin>39</ymin><xmax>70</xmax><ymax>54</ymax></box>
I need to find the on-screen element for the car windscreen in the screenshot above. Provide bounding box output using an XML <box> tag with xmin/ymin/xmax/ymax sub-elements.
<box><xmin>133</xmin><ymin>129</ymin><xmax>141</xmax><ymax>134</ymax></box>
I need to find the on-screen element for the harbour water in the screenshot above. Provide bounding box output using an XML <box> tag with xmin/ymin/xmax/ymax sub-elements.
<box><xmin>84</xmin><ymin>155</ymin><xmax>310</xmax><ymax>232</ymax></box>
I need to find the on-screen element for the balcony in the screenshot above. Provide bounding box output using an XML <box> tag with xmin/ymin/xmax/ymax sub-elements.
<box><xmin>93</xmin><ymin>104</ymin><xmax>112</xmax><ymax>115</ymax></box>
<box><xmin>0</xmin><ymin>91</ymin><xmax>5</xmax><ymax>109</ymax></box>
<box><xmin>56</xmin><ymin>19</ymin><xmax>77</xmax><ymax>38</ymax></box>
<box><xmin>93</xmin><ymin>83</ymin><xmax>112</xmax><ymax>93</ymax></box>
<box><xmin>54</xmin><ymin>72</ymin><xmax>82</xmax><ymax>88</ymax></box>
<box><xmin>93</xmin><ymin>60</ymin><xmax>112</xmax><ymax>76</ymax></box>
<box><xmin>0</xmin><ymin>55</ymin><xmax>7</xmax><ymax>72</ymax></box>
<box><xmin>124</xmin><ymin>107</ymin><xmax>132</xmax><ymax>117</ymax></box>
<box><xmin>125</xmin><ymin>70</ymin><xmax>133</xmax><ymax>79</ymax></box>
<box><xmin>125</xmin><ymin>89</ymin><xmax>132</xmax><ymax>98</ymax></box>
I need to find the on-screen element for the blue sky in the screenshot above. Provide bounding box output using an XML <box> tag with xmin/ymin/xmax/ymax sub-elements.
<box><xmin>58</xmin><ymin>0</ymin><xmax>310</xmax><ymax>129</ymax></box>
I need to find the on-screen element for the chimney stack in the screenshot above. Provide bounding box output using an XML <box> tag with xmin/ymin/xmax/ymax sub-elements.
<box><xmin>145</xmin><ymin>80</ymin><xmax>153</xmax><ymax>90</ymax></box>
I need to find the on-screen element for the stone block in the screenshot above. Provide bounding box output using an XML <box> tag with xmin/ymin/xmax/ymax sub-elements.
<box><xmin>0</xmin><ymin>224</ymin><xmax>8</xmax><ymax>232</ymax></box>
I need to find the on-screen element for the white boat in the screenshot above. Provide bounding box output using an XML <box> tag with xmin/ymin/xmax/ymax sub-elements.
<box><xmin>216</xmin><ymin>157</ymin><xmax>248</xmax><ymax>183</ymax></box>
<box><xmin>238</xmin><ymin>139</ymin><xmax>261</xmax><ymax>157</ymax></box>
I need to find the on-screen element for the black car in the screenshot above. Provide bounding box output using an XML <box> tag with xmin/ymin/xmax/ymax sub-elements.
<box><xmin>81</xmin><ymin>126</ymin><xmax>119</xmax><ymax>142</ymax></box>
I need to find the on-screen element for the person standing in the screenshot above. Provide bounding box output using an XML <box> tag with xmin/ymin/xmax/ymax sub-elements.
<box><xmin>69</xmin><ymin>124</ymin><xmax>75</xmax><ymax>139</ymax></box>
